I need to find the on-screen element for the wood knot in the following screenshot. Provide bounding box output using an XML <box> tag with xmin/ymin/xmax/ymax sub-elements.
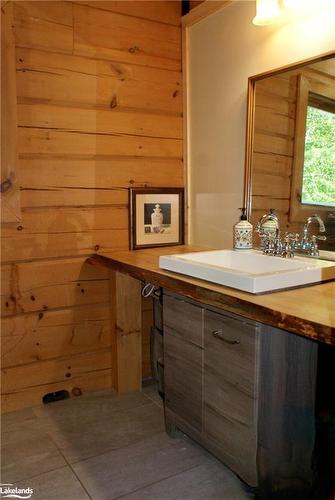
<box><xmin>110</xmin><ymin>95</ymin><xmax>118</xmax><ymax>108</ymax></box>
<box><xmin>94</xmin><ymin>244</ymin><xmax>100</xmax><ymax>251</ymax></box>
<box><xmin>30</xmin><ymin>295</ymin><xmax>35</xmax><ymax>301</ymax></box>
<box><xmin>17</xmin><ymin>225</ymin><xmax>23</xmax><ymax>231</ymax></box>
<box><xmin>172</xmin><ymin>90</ymin><xmax>178</xmax><ymax>98</ymax></box>
<box><xmin>38</xmin><ymin>312</ymin><xmax>44</xmax><ymax>320</ymax></box>
<box><xmin>128</xmin><ymin>46</ymin><xmax>139</xmax><ymax>54</ymax></box>
<box><xmin>1</xmin><ymin>178</ymin><xmax>13</xmax><ymax>193</ymax></box>
<box><xmin>65</xmin><ymin>372</ymin><xmax>71</xmax><ymax>378</ymax></box>
<box><xmin>72</xmin><ymin>387</ymin><xmax>82</xmax><ymax>397</ymax></box>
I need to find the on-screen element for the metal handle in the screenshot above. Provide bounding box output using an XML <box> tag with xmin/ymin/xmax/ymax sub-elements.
<box><xmin>312</xmin><ymin>235</ymin><xmax>327</xmax><ymax>241</ymax></box>
<box><xmin>142</xmin><ymin>283</ymin><xmax>156</xmax><ymax>298</ymax></box>
<box><xmin>212</xmin><ymin>330</ymin><xmax>240</xmax><ymax>345</ymax></box>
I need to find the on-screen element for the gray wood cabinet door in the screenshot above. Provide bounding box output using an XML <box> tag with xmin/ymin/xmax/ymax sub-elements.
<box><xmin>203</xmin><ymin>309</ymin><xmax>260</xmax><ymax>486</ymax></box>
<box><xmin>163</xmin><ymin>294</ymin><xmax>203</xmax><ymax>433</ymax></box>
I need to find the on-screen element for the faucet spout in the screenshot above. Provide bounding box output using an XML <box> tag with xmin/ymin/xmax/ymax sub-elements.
<box><xmin>256</xmin><ymin>208</ymin><xmax>280</xmax><ymax>236</ymax></box>
<box><xmin>303</xmin><ymin>214</ymin><xmax>326</xmax><ymax>239</ymax></box>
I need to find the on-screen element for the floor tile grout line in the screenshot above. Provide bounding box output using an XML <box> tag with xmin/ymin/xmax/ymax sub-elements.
<box><xmin>65</xmin><ymin>428</ymin><xmax>167</xmax><ymax>467</ymax></box>
<box><xmin>9</xmin><ymin>464</ymin><xmax>70</xmax><ymax>486</ymax></box>
<box><xmin>48</xmin><ymin>435</ymin><xmax>94</xmax><ymax>500</ymax></box>
<box><xmin>31</xmin><ymin>398</ymin><xmax>154</xmax><ymax>420</ymax></box>
<box><xmin>29</xmin><ymin>397</ymin><xmax>165</xmax><ymax>467</ymax></box>
<box><xmin>142</xmin><ymin>393</ymin><xmax>164</xmax><ymax>408</ymax></box>
<box><xmin>112</xmin><ymin>461</ymin><xmax>207</xmax><ymax>500</ymax></box>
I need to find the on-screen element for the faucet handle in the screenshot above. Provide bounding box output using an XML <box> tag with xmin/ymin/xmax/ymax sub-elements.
<box><xmin>309</xmin><ymin>234</ymin><xmax>327</xmax><ymax>257</ymax></box>
<box><xmin>284</xmin><ymin>232</ymin><xmax>300</xmax><ymax>243</ymax></box>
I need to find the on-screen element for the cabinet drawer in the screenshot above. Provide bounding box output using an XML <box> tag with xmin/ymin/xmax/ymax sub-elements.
<box><xmin>163</xmin><ymin>294</ymin><xmax>203</xmax><ymax>348</ymax></box>
<box><xmin>204</xmin><ymin>309</ymin><xmax>259</xmax><ymax>398</ymax></box>
<box><xmin>164</xmin><ymin>332</ymin><xmax>203</xmax><ymax>432</ymax></box>
<box><xmin>204</xmin><ymin>403</ymin><xmax>257</xmax><ymax>486</ymax></box>
<box><xmin>204</xmin><ymin>309</ymin><xmax>259</xmax><ymax>485</ymax></box>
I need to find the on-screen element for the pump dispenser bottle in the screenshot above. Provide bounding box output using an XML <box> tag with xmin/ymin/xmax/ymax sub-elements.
<box><xmin>233</xmin><ymin>208</ymin><xmax>253</xmax><ymax>250</ymax></box>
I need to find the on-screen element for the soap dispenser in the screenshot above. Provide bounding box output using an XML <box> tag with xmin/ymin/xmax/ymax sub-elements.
<box><xmin>233</xmin><ymin>208</ymin><xmax>253</xmax><ymax>250</ymax></box>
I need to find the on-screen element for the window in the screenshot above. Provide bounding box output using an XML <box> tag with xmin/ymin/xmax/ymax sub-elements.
<box><xmin>301</xmin><ymin>95</ymin><xmax>335</xmax><ymax>207</ymax></box>
<box><xmin>290</xmin><ymin>74</ymin><xmax>335</xmax><ymax>222</ymax></box>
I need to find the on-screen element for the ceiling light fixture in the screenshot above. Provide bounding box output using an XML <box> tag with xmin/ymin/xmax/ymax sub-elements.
<box><xmin>252</xmin><ymin>0</ymin><xmax>281</xmax><ymax>26</ymax></box>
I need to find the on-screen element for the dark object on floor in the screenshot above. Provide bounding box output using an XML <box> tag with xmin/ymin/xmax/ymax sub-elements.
<box><xmin>42</xmin><ymin>390</ymin><xmax>70</xmax><ymax>404</ymax></box>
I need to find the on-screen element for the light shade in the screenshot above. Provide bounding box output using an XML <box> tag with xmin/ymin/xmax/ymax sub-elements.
<box><xmin>283</xmin><ymin>0</ymin><xmax>306</xmax><ymax>8</ymax></box>
<box><xmin>253</xmin><ymin>0</ymin><xmax>281</xmax><ymax>25</ymax></box>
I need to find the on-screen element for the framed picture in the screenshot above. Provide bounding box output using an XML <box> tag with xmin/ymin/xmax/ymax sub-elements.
<box><xmin>129</xmin><ymin>188</ymin><xmax>184</xmax><ymax>250</ymax></box>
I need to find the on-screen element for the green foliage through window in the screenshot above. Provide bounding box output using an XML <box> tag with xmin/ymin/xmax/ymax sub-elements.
<box><xmin>301</xmin><ymin>105</ymin><xmax>335</xmax><ymax>207</ymax></box>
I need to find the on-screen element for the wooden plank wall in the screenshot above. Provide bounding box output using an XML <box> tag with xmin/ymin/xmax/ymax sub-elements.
<box><xmin>251</xmin><ymin>59</ymin><xmax>335</xmax><ymax>241</ymax></box>
<box><xmin>1</xmin><ymin>0</ymin><xmax>183</xmax><ymax>412</ymax></box>
<box><xmin>251</xmin><ymin>71</ymin><xmax>296</xmax><ymax>231</ymax></box>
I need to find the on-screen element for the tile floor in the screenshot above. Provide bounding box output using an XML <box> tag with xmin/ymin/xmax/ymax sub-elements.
<box><xmin>1</xmin><ymin>384</ymin><xmax>253</xmax><ymax>499</ymax></box>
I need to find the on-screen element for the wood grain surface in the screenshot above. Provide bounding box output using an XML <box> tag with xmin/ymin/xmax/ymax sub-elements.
<box><xmin>87</xmin><ymin>246</ymin><xmax>335</xmax><ymax>345</ymax></box>
<box><xmin>1</xmin><ymin>0</ymin><xmax>182</xmax><ymax>413</ymax></box>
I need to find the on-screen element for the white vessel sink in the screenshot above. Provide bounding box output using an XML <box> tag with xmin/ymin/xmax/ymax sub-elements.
<box><xmin>159</xmin><ymin>250</ymin><xmax>335</xmax><ymax>293</ymax></box>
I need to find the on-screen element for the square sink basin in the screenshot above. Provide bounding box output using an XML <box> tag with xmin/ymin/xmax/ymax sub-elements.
<box><xmin>159</xmin><ymin>250</ymin><xmax>335</xmax><ymax>293</ymax></box>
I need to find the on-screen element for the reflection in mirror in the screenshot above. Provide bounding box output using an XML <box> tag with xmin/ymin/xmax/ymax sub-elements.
<box><xmin>245</xmin><ymin>52</ymin><xmax>335</xmax><ymax>252</ymax></box>
<box><xmin>301</xmin><ymin>94</ymin><xmax>335</xmax><ymax>206</ymax></box>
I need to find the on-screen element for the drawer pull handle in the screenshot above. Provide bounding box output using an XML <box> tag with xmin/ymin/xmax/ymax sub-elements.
<box><xmin>212</xmin><ymin>330</ymin><xmax>240</xmax><ymax>345</ymax></box>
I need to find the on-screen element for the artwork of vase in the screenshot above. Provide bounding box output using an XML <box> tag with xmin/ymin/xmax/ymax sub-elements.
<box><xmin>151</xmin><ymin>204</ymin><xmax>163</xmax><ymax>227</ymax></box>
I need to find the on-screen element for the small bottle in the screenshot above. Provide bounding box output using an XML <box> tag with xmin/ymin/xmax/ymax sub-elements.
<box><xmin>151</xmin><ymin>204</ymin><xmax>163</xmax><ymax>227</ymax></box>
<box><xmin>234</xmin><ymin>207</ymin><xmax>253</xmax><ymax>250</ymax></box>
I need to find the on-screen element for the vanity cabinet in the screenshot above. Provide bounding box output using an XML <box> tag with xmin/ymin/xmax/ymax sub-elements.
<box><xmin>164</xmin><ymin>294</ymin><xmax>203</xmax><ymax>433</ymax></box>
<box><xmin>163</xmin><ymin>291</ymin><xmax>318</xmax><ymax>499</ymax></box>
<box><xmin>204</xmin><ymin>309</ymin><xmax>259</xmax><ymax>486</ymax></box>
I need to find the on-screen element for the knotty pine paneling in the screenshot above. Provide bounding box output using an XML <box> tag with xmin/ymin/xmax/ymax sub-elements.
<box><xmin>18</xmin><ymin>158</ymin><xmax>183</xmax><ymax>191</ymax></box>
<box><xmin>14</xmin><ymin>3</ymin><xmax>74</xmax><ymax>53</ymax></box>
<box><xmin>16</xmin><ymin>48</ymin><xmax>182</xmax><ymax>114</ymax></box>
<box><xmin>18</xmin><ymin>128</ymin><xmax>182</xmax><ymax>158</ymax></box>
<box><xmin>18</xmin><ymin>103</ymin><xmax>182</xmax><ymax>138</ymax></box>
<box><xmin>73</xmin><ymin>4</ymin><xmax>181</xmax><ymax>71</ymax></box>
<box><xmin>251</xmin><ymin>73</ymin><xmax>297</xmax><ymax>232</ymax></box>
<box><xmin>1</xmin><ymin>258</ymin><xmax>109</xmax><ymax>316</ymax></box>
<box><xmin>2</xmin><ymin>307</ymin><xmax>111</xmax><ymax>368</ymax></box>
<box><xmin>2</xmin><ymin>369</ymin><xmax>113</xmax><ymax>413</ymax></box>
<box><xmin>2</xmin><ymin>229</ymin><xmax>129</xmax><ymax>262</ymax></box>
<box><xmin>21</xmin><ymin>188</ymin><xmax>129</xmax><ymax>209</ymax></box>
<box><xmin>78</xmin><ymin>1</ymin><xmax>181</xmax><ymax>26</ymax></box>
<box><xmin>1</xmin><ymin>0</ymin><xmax>182</xmax><ymax>411</ymax></box>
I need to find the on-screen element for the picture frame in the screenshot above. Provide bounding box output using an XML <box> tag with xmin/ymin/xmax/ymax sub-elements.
<box><xmin>129</xmin><ymin>188</ymin><xmax>184</xmax><ymax>250</ymax></box>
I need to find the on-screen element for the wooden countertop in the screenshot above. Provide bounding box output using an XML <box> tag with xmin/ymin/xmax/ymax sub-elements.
<box><xmin>87</xmin><ymin>245</ymin><xmax>335</xmax><ymax>346</ymax></box>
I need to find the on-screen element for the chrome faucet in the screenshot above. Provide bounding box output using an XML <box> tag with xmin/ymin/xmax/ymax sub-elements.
<box><xmin>295</xmin><ymin>214</ymin><xmax>327</xmax><ymax>256</ymax></box>
<box><xmin>256</xmin><ymin>209</ymin><xmax>282</xmax><ymax>255</ymax></box>
<box><xmin>256</xmin><ymin>210</ymin><xmax>327</xmax><ymax>259</ymax></box>
<box><xmin>256</xmin><ymin>208</ymin><xmax>280</xmax><ymax>236</ymax></box>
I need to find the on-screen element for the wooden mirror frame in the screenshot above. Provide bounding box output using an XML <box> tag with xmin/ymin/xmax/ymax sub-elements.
<box><xmin>243</xmin><ymin>50</ymin><xmax>335</xmax><ymax>221</ymax></box>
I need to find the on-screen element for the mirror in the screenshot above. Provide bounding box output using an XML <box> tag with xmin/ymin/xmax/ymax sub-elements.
<box><xmin>244</xmin><ymin>52</ymin><xmax>335</xmax><ymax>252</ymax></box>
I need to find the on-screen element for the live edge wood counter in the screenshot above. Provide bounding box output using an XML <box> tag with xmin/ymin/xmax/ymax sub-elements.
<box><xmin>87</xmin><ymin>245</ymin><xmax>335</xmax><ymax>392</ymax></box>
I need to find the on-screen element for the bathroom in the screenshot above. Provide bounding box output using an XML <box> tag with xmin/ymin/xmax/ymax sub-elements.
<box><xmin>1</xmin><ymin>0</ymin><xmax>335</xmax><ymax>499</ymax></box>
